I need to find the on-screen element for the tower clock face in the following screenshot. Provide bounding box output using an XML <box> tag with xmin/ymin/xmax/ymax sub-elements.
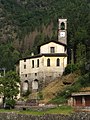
<box><xmin>60</xmin><ymin>32</ymin><xmax>65</xmax><ymax>37</ymax></box>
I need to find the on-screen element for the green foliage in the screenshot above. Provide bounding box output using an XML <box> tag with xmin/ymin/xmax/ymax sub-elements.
<box><xmin>32</xmin><ymin>34</ymin><xmax>51</xmax><ymax>54</ymax></box>
<box><xmin>0</xmin><ymin>0</ymin><xmax>89</xmax><ymax>73</ymax></box>
<box><xmin>51</xmin><ymin>72</ymin><xmax>90</xmax><ymax>104</ymax></box>
<box><xmin>38</xmin><ymin>91</ymin><xmax>43</xmax><ymax>100</ymax></box>
<box><xmin>0</xmin><ymin>70</ymin><xmax>20</xmax><ymax>107</ymax></box>
<box><xmin>76</xmin><ymin>43</ymin><xmax>86</xmax><ymax>67</ymax></box>
<box><xmin>63</xmin><ymin>64</ymin><xmax>78</xmax><ymax>75</ymax></box>
<box><xmin>5</xmin><ymin>98</ymin><xmax>16</xmax><ymax>108</ymax></box>
<box><xmin>22</xmin><ymin>89</ymin><xmax>31</xmax><ymax>97</ymax></box>
<box><xmin>77</xmin><ymin>73</ymin><xmax>90</xmax><ymax>87</ymax></box>
<box><xmin>50</xmin><ymin>96</ymin><xmax>67</xmax><ymax>104</ymax></box>
<box><xmin>0</xmin><ymin>44</ymin><xmax>20</xmax><ymax>70</ymax></box>
<box><xmin>0</xmin><ymin>105</ymin><xmax>74</xmax><ymax>115</ymax></box>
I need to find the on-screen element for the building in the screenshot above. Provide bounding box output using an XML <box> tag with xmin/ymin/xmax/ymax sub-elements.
<box><xmin>16</xmin><ymin>19</ymin><xmax>67</xmax><ymax>94</ymax></box>
<box><xmin>68</xmin><ymin>92</ymin><xmax>90</xmax><ymax>107</ymax></box>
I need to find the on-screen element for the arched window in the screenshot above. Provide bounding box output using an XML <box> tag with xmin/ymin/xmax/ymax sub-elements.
<box><xmin>56</xmin><ymin>58</ymin><xmax>60</xmax><ymax>66</ymax></box>
<box><xmin>24</xmin><ymin>64</ymin><xmax>26</xmax><ymax>69</ymax></box>
<box><xmin>22</xmin><ymin>80</ymin><xmax>29</xmax><ymax>92</ymax></box>
<box><xmin>61</xmin><ymin>22</ymin><xmax>65</xmax><ymax>30</ymax></box>
<box><xmin>32</xmin><ymin>60</ymin><xmax>34</xmax><ymax>68</ymax></box>
<box><xmin>47</xmin><ymin>58</ymin><xmax>50</xmax><ymax>66</ymax></box>
<box><xmin>37</xmin><ymin>59</ymin><xmax>39</xmax><ymax>67</ymax></box>
<box><xmin>32</xmin><ymin>79</ymin><xmax>38</xmax><ymax>90</ymax></box>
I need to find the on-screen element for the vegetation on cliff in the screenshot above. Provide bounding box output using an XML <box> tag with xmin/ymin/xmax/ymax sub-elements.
<box><xmin>0</xmin><ymin>0</ymin><xmax>89</xmax><ymax>71</ymax></box>
<box><xmin>0</xmin><ymin>0</ymin><xmax>90</xmax><ymax>105</ymax></box>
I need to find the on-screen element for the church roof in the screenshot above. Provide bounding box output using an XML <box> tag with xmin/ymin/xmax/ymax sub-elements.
<box><xmin>16</xmin><ymin>40</ymin><xmax>67</xmax><ymax>64</ymax></box>
<box><xmin>16</xmin><ymin>53</ymin><xmax>67</xmax><ymax>63</ymax></box>
<box><xmin>38</xmin><ymin>40</ymin><xmax>67</xmax><ymax>47</ymax></box>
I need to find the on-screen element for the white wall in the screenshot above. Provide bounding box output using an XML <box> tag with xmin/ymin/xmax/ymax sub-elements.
<box><xmin>19</xmin><ymin>55</ymin><xmax>67</xmax><ymax>81</ymax></box>
<box><xmin>40</xmin><ymin>42</ymin><xmax>65</xmax><ymax>54</ymax></box>
<box><xmin>19</xmin><ymin>57</ymin><xmax>44</xmax><ymax>76</ymax></box>
<box><xmin>19</xmin><ymin>41</ymin><xmax>67</xmax><ymax>91</ymax></box>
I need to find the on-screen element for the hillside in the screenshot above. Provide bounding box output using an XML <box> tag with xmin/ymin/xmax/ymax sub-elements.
<box><xmin>0</xmin><ymin>0</ymin><xmax>90</xmax><ymax>71</ymax></box>
<box><xmin>36</xmin><ymin>71</ymin><xmax>90</xmax><ymax>104</ymax></box>
<box><xmin>29</xmin><ymin>73</ymin><xmax>79</xmax><ymax>104</ymax></box>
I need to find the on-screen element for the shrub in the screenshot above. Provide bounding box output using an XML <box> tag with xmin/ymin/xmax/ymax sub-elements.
<box><xmin>78</xmin><ymin>73</ymin><xmax>90</xmax><ymax>87</ymax></box>
<box><xmin>63</xmin><ymin>64</ymin><xmax>78</xmax><ymax>75</ymax></box>
<box><xmin>22</xmin><ymin>90</ymin><xmax>31</xmax><ymax>97</ymax></box>
<box><xmin>50</xmin><ymin>96</ymin><xmax>67</xmax><ymax>104</ymax></box>
<box><xmin>5</xmin><ymin>98</ymin><xmax>16</xmax><ymax>109</ymax></box>
<box><xmin>38</xmin><ymin>92</ymin><xmax>43</xmax><ymax>100</ymax></box>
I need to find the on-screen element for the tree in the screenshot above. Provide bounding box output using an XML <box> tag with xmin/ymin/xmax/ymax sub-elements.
<box><xmin>0</xmin><ymin>70</ymin><xmax>20</xmax><ymax>108</ymax></box>
<box><xmin>76</xmin><ymin>43</ymin><xmax>87</xmax><ymax>75</ymax></box>
<box><xmin>76</xmin><ymin>43</ymin><xmax>86</xmax><ymax>65</ymax></box>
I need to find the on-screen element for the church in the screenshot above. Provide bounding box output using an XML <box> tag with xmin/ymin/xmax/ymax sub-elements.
<box><xmin>16</xmin><ymin>19</ymin><xmax>67</xmax><ymax>94</ymax></box>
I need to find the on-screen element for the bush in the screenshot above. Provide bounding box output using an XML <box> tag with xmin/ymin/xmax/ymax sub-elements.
<box><xmin>63</xmin><ymin>64</ymin><xmax>78</xmax><ymax>75</ymax></box>
<box><xmin>38</xmin><ymin>92</ymin><xmax>44</xmax><ymax>100</ymax></box>
<box><xmin>22</xmin><ymin>90</ymin><xmax>31</xmax><ymax>97</ymax></box>
<box><xmin>5</xmin><ymin>98</ymin><xmax>16</xmax><ymax>109</ymax></box>
<box><xmin>50</xmin><ymin>96</ymin><xmax>67</xmax><ymax>104</ymax></box>
<box><xmin>78</xmin><ymin>73</ymin><xmax>90</xmax><ymax>87</ymax></box>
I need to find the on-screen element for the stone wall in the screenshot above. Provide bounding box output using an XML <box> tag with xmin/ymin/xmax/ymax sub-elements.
<box><xmin>0</xmin><ymin>112</ymin><xmax>90</xmax><ymax>120</ymax></box>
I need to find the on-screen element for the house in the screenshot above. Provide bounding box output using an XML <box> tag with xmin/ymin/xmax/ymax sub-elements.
<box><xmin>16</xmin><ymin>19</ymin><xmax>67</xmax><ymax>94</ymax></box>
<box><xmin>68</xmin><ymin>91</ymin><xmax>90</xmax><ymax>107</ymax></box>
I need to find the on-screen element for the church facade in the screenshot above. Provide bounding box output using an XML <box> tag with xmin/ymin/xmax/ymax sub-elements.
<box><xmin>16</xmin><ymin>19</ymin><xmax>67</xmax><ymax>94</ymax></box>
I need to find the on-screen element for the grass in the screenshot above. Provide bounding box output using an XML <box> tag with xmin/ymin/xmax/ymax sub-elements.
<box><xmin>44</xmin><ymin>105</ymin><xmax>74</xmax><ymax>115</ymax></box>
<box><xmin>50</xmin><ymin>96</ymin><xmax>67</xmax><ymax>104</ymax></box>
<box><xmin>0</xmin><ymin>105</ymin><xmax>74</xmax><ymax>115</ymax></box>
<box><xmin>40</xmin><ymin>73</ymin><xmax>78</xmax><ymax>104</ymax></box>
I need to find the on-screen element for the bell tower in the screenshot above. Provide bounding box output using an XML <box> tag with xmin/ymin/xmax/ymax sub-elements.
<box><xmin>58</xmin><ymin>19</ymin><xmax>67</xmax><ymax>45</ymax></box>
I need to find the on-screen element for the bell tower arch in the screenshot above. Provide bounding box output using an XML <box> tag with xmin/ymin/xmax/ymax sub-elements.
<box><xmin>58</xmin><ymin>19</ymin><xmax>67</xmax><ymax>45</ymax></box>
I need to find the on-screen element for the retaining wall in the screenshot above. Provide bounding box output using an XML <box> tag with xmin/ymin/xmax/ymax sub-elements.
<box><xmin>0</xmin><ymin>112</ymin><xmax>90</xmax><ymax>120</ymax></box>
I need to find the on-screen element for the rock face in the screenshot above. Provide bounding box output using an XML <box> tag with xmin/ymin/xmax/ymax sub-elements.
<box><xmin>0</xmin><ymin>112</ymin><xmax>90</xmax><ymax>120</ymax></box>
